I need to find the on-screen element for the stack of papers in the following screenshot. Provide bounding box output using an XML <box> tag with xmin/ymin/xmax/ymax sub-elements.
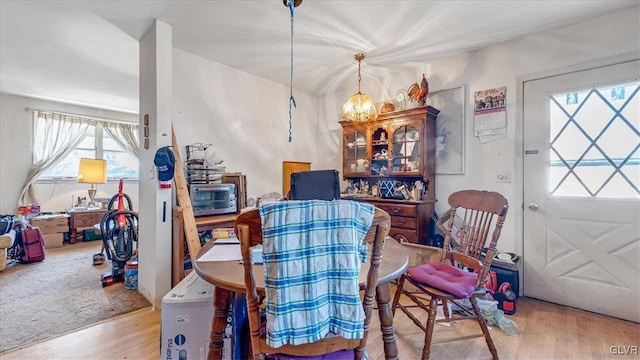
<box><xmin>197</xmin><ymin>238</ymin><xmax>241</xmax><ymax>262</ymax></box>
<box><xmin>213</xmin><ymin>237</ymin><xmax>239</xmax><ymax>245</ymax></box>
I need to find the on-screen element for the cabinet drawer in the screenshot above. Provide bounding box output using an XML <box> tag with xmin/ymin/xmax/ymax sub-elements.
<box><xmin>376</xmin><ymin>203</ymin><xmax>416</xmax><ymax>217</ymax></box>
<box><xmin>73</xmin><ymin>212</ymin><xmax>106</xmax><ymax>227</ymax></box>
<box><xmin>73</xmin><ymin>216</ymin><xmax>94</xmax><ymax>227</ymax></box>
<box><xmin>390</xmin><ymin>216</ymin><xmax>416</xmax><ymax>230</ymax></box>
<box><xmin>92</xmin><ymin>212</ymin><xmax>106</xmax><ymax>223</ymax></box>
<box><xmin>389</xmin><ymin>227</ymin><xmax>418</xmax><ymax>244</ymax></box>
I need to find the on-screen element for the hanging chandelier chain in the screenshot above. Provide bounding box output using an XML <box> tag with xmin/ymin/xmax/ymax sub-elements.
<box><xmin>285</xmin><ymin>0</ymin><xmax>301</xmax><ymax>142</ymax></box>
<box><xmin>355</xmin><ymin>53</ymin><xmax>365</xmax><ymax>94</ymax></box>
<box><xmin>357</xmin><ymin>58</ymin><xmax>362</xmax><ymax>93</ymax></box>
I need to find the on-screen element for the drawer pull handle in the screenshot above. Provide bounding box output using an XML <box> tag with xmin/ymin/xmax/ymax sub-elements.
<box><xmin>396</xmin><ymin>219</ymin><xmax>406</xmax><ymax>225</ymax></box>
<box><xmin>390</xmin><ymin>207</ymin><xmax>401</xmax><ymax>213</ymax></box>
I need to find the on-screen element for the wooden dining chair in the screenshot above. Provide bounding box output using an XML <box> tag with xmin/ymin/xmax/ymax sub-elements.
<box><xmin>235</xmin><ymin>201</ymin><xmax>390</xmax><ymax>360</ymax></box>
<box><xmin>391</xmin><ymin>190</ymin><xmax>509</xmax><ymax>360</ymax></box>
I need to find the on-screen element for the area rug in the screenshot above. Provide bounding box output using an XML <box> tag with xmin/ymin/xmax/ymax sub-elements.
<box><xmin>0</xmin><ymin>241</ymin><xmax>150</xmax><ymax>352</ymax></box>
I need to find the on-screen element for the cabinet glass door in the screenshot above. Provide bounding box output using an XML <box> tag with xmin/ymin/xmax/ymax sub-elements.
<box><xmin>371</xmin><ymin>127</ymin><xmax>390</xmax><ymax>176</ymax></box>
<box><xmin>391</xmin><ymin>125</ymin><xmax>420</xmax><ymax>174</ymax></box>
<box><xmin>344</xmin><ymin>130</ymin><xmax>367</xmax><ymax>175</ymax></box>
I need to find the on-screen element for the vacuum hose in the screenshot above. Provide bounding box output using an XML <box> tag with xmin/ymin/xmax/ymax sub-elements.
<box><xmin>100</xmin><ymin>210</ymin><xmax>138</xmax><ymax>262</ymax></box>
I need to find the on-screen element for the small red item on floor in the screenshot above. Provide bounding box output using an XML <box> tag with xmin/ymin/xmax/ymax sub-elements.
<box><xmin>101</xmin><ymin>273</ymin><xmax>114</xmax><ymax>287</ymax></box>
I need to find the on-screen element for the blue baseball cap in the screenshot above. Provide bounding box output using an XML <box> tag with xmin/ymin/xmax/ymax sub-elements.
<box><xmin>153</xmin><ymin>146</ymin><xmax>175</xmax><ymax>181</ymax></box>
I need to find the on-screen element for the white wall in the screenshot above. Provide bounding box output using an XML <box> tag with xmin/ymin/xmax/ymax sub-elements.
<box><xmin>172</xmin><ymin>48</ymin><xmax>332</xmax><ymax>200</ymax></box>
<box><xmin>0</xmin><ymin>93</ymin><xmax>139</xmax><ymax>214</ymax></box>
<box><xmin>328</xmin><ymin>6</ymin><xmax>639</xmax><ymax>254</ymax></box>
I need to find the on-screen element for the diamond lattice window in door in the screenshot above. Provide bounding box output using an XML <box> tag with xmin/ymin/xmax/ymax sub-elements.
<box><xmin>549</xmin><ymin>81</ymin><xmax>639</xmax><ymax>198</ymax></box>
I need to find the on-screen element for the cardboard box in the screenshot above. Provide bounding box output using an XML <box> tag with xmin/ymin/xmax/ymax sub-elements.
<box><xmin>161</xmin><ymin>271</ymin><xmax>216</xmax><ymax>360</ymax></box>
<box><xmin>31</xmin><ymin>214</ymin><xmax>69</xmax><ymax>234</ymax></box>
<box><xmin>0</xmin><ymin>250</ymin><xmax>7</xmax><ymax>271</ymax></box>
<box><xmin>42</xmin><ymin>232</ymin><xmax>63</xmax><ymax>248</ymax></box>
<box><xmin>212</xmin><ymin>228</ymin><xmax>235</xmax><ymax>239</ymax></box>
<box><xmin>42</xmin><ymin>232</ymin><xmax>64</xmax><ymax>248</ymax></box>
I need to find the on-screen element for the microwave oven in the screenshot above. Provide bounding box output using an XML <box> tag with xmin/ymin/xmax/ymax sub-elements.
<box><xmin>189</xmin><ymin>183</ymin><xmax>237</xmax><ymax>216</ymax></box>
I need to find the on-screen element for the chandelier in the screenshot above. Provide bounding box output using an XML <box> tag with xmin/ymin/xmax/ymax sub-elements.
<box><xmin>342</xmin><ymin>53</ymin><xmax>378</xmax><ymax>122</ymax></box>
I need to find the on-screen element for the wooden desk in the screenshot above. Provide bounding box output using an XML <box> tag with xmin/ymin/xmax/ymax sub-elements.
<box><xmin>194</xmin><ymin>237</ymin><xmax>409</xmax><ymax>360</ymax></box>
<box><xmin>172</xmin><ymin>208</ymin><xmax>239</xmax><ymax>286</ymax></box>
<box><xmin>69</xmin><ymin>209</ymin><xmax>107</xmax><ymax>243</ymax></box>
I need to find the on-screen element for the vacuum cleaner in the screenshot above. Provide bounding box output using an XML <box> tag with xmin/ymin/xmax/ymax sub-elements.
<box><xmin>96</xmin><ymin>179</ymin><xmax>139</xmax><ymax>287</ymax></box>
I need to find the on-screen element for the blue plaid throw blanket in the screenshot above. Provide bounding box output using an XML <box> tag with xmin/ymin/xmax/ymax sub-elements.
<box><xmin>259</xmin><ymin>200</ymin><xmax>375</xmax><ymax>348</ymax></box>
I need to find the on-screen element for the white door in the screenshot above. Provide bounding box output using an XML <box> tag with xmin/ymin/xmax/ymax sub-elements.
<box><xmin>523</xmin><ymin>60</ymin><xmax>640</xmax><ymax>322</ymax></box>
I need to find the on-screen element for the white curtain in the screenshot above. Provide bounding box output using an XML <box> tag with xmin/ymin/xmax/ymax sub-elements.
<box><xmin>19</xmin><ymin>112</ymin><xmax>97</xmax><ymax>204</ymax></box>
<box><xmin>102</xmin><ymin>121</ymin><xmax>140</xmax><ymax>160</ymax></box>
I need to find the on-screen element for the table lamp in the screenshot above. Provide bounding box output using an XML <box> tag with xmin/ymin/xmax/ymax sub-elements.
<box><xmin>77</xmin><ymin>158</ymin><xmax>107</xmax><ymax>207</ymax></box>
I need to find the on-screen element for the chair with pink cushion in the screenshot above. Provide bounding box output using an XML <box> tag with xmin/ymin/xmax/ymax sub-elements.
<box><xmin>391</xmin><ymin>190</ymin><xmax>508</xmax><ymax>360</ymax></box>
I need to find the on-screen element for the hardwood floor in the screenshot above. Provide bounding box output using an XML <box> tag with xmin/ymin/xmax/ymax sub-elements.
<box><xmin>1</xmin><ymin>297</ymin><xmax>637</xmax><ymax>359</ymax></box>
<box><xmin>0</xmin><ymin>307</ymin><xmax>161</xmax><ymax>360</ymax></box>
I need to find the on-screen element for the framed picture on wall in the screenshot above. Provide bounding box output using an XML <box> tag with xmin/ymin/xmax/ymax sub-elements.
<box><xmin>429</xmin><ymin>85</ymin><xmax>465</xmax><ymax>174</ymax></box>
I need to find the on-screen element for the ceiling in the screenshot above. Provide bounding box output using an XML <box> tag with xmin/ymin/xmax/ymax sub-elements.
<box><xmin>0</xmin><ymin>0</ymin><xmax>635</xmax><ymax>113</ymax></box>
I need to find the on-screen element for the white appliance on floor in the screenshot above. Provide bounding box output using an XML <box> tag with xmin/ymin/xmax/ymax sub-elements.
<box><xmin>161</xmin><ymin>271</ymin><xmax>229</xmax><ymax>360</ymax></box>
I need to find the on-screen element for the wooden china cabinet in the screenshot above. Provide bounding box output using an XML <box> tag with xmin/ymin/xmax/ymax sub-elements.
<box><xmin>340</xmin><ymin>106</ymin><xmax>440</xmax><ymax>244</ymax></box>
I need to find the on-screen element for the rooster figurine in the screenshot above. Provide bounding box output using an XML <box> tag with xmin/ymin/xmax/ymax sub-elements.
<box><xmin>407</xmin><ymin>82</ymin><xmax>420</xmax><ymax>103</ymax></box>
<box><xmin>418</xmin><ymin>74</ymin><xmax>429</xmax><ymax>106</ymax></box>
<box><xmin>407</xmin><ymin>74</ymin><xmax>430</xmax><ymax>106</ymax></box>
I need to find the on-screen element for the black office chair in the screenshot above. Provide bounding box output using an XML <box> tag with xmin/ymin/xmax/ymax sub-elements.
<box><xmin>289</xmin><ymin>170</ymin><xmax>341</xmax><ymax>201</ymax></box>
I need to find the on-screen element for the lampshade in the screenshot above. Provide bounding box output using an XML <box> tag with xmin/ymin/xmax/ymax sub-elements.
<box><xmin>342</xmin><ymin>53</ymin><xmax>378</xmax><ymax>122</ymax></box>
<box><xmin>77</xmin><ymin>158</ymin><xmax>107</xmax><ymax>184</ymax></box>
<box><xmin>77</xmin><ymin>158</ymin><xmax>107</xmax><ymax>207</ymax></box>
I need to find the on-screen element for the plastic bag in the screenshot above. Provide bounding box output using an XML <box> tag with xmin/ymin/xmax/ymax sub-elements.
<box><xmin>482</xmin><ymin>308</ymin><xmax>518</xmax><ymax>335</ymax></box>
<box><xmin>450</xmin><ymin>294</ymin><xmax>518</xmax><ymax>335</ymax></box>
<box><xmin>0</xmin><ymin>214</ymin><xmax>14</xmax><ymax>235</ymax></box>
<box><xmin>450</xmin><ymin>293</ymin><xmax>498</xmax><ymax>312</ymax></box>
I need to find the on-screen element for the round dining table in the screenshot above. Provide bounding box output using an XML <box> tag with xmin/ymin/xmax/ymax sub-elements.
<box><xmin>194</xmin><ymin>236</ymin><xmax>409</xmax><ymax>360</ymax></box>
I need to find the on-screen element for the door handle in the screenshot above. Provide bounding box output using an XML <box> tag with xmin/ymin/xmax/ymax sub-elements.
<box><xmin>528</xmin><ymin>203</ymin><xmax>539</xmax><ymax>211</ymax></box>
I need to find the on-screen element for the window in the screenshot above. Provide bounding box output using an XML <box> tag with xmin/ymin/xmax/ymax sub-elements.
<box><xmin>549</xmin><ymin>81</ymin><xmax>639</xmax><ymax>198</ymax></box>
<box><xmin>36</xmin><ymin>113</ymin><xmax>139</xmax><ymax>180</ymax></box>
<box><xmin>103</xmin><ymin>131</ymin><xmax>138</xmax><ymax>179</ymax></box>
